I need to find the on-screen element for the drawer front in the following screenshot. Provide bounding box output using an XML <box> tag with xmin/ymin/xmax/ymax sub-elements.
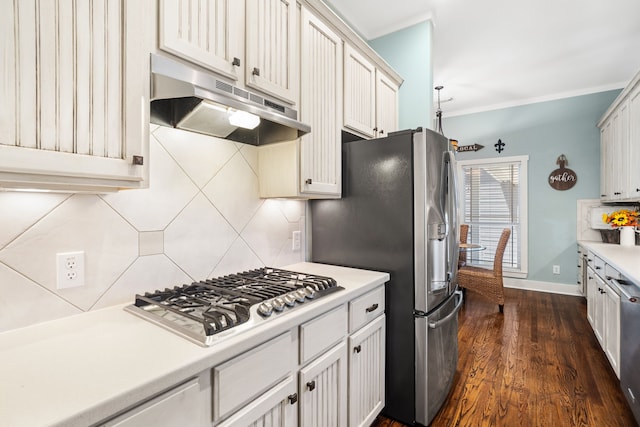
<box><xmin>213</xmin><ymin>332</ymin><xmax>293</xmax><ymax>421</ymax></box>
<box><xmin>594</xmin><ymin>255</ymin><xmax>605</xmax><ymax>275</ymax></box>
<box><xmin>300</xmin><ymin>305</ymin><xmax>347</xmax><ymax>365</ymax></box>
<box><xmin>586</xmin><ymin>251</ymin><xmax>596</xmax><ymax>268</ymax></box>
<box><xmin>605</xmin><ymin>263</ymin><xmax>623</xmax><ymax>281</ymax></box>
<box><xmin>101</xmin><ymin>377</ymin><xmax>204</xmax><ymax>427</ymax></box>
<box><xmin>349</xmin><ymin>286</ymin><xmax>385</xmax><ymax>333</ymax></box>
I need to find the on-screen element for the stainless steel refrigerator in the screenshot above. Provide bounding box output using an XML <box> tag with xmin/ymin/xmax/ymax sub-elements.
<box><xmin>310</xmin><ymin>127</ymin><xmax>463</xmax><ymax>426</ymax></box>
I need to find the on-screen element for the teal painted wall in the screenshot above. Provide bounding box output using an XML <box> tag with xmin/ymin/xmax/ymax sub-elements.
<box><xmin>443</xmin><ymin>90</ymin><xmax>621</xmax><ymax>285</ymax></box>
<box><xmin>369</xmin><ymin>21</ymin><xmax>433</xmax><ymax>131</ymax></box>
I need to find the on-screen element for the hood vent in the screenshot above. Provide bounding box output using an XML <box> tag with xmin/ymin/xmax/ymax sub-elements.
<box><xmin>150</xmin><ymin>54</ymin><xmax>310</xmax><ymax>145</ymax></box>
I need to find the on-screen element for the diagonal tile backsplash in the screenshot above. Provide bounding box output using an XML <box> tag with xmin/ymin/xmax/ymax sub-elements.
<box><xmin>0</xmin><ymin>126</ymin><xmax>306</xmax><ymax>333</ymax></box>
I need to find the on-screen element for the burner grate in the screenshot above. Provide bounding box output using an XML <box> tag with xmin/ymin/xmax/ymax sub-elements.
<box><xmin>130</xmin><ymin>267</ymin><xmax>341</xmax><ymax>341</ymax></box>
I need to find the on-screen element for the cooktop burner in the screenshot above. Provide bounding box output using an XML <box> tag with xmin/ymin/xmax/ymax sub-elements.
<box><xmin>125</xmin><ymin>267</ymin><xmax>343</xmax><ymax>346</ymax></box>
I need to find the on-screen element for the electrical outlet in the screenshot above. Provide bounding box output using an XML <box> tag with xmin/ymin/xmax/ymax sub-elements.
<box><xmin>553</xmin><ymin>265</ymin><xmax>560</xmax><ymax>275</ymax></box>
<box><xmin>57</xmin><ymin>251</ymin><xmax>85</xmax><ymax>289</ymax></box>
<box><xmin>292</xmin><ymin>231</ymin><xmax>301</xmax><ymax>251</ymax></box>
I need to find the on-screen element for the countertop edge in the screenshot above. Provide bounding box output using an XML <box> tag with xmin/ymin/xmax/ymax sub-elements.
<box><xmin>578</xmin><ymin>240</ymin><xmax>640</xmax><ymax>285</ymax></box>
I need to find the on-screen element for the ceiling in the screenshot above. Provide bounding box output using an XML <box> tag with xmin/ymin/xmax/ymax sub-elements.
<box><xmin>324</xmin><ymin>0</ymin><xmax>640</xmax><ymax>116</ymax></box>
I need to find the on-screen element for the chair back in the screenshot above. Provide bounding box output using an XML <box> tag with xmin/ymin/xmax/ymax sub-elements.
<box><xmin>459</xmin><ymin>224</ymin><xmax>469</xmax><ymax>264</ymax></box>
<box><xmin>493</xmin><ymin>228</ymin><xmax>511</xmax><ymax>277</ymax></box>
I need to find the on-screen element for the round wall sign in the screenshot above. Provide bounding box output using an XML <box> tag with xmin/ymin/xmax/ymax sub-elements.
<box><xmin>549</xmin><ymin>154</ymin><xmax>577</xmax><ymax>191</ymax></box>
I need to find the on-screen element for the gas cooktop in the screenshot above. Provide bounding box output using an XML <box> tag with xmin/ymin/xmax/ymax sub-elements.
<box><xmin>125</xmin><ymin>267</ymin><xmax>343</xmax><ymax>346</ymax></box>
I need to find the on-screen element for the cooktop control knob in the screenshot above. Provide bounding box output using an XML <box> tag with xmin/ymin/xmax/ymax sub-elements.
<box><xmin>283</xmin><ymin>294</ymin><xmax>296</xmax><ymax>307</ymax></box>
<box><xmin>304</xmin><ymin>286</ymin><xmax>316</xmax><ymax>299</ymax></box>
<box><xmin>272</xmin><ymin>297</ymin><xmax>285</xmax><ymax>312</ymax></box>
<box><xmin>294</xmin><ymin>290</ymin><xmax>306</xmax><ymax>303</ymax></box>
<box><xmin>258</xmin><ymin>302</ymin><xmax>273</xmax><ymax>317</ymax></box>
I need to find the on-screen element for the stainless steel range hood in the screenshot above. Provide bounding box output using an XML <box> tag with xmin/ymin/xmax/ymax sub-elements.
<box><xmin>150</xmin><ymin>54</ymin><xmax>310</xmax><ymax>145</ymax></box>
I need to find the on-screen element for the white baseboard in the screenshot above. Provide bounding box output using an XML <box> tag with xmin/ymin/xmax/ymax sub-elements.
<box><xmin>503</xmin><ymin>277</ymin><xmax>584</xmax><ymax>297</ymax></box>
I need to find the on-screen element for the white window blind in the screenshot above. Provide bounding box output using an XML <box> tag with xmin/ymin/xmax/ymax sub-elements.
<box><xmin>458</xmin><ymin>156</ymin><xmax>528</xmax><ymax>277</ymax></box>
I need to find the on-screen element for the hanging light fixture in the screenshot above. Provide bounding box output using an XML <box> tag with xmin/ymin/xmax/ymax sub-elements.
<box><xmin>435</xmin><ymin>85</ymin><xmax>458</xmax><ymax>151</ymax></box>
<box><xmin>435</xmin><ymin>85</ymin><xmax>445</xmax><ymax>136</ymax></box>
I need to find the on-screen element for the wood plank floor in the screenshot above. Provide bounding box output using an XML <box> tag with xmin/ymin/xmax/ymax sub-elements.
<box><xmin>371</xmin><ymin>288</ymin><xmax>637</xmax><ymax>427</ymax></box>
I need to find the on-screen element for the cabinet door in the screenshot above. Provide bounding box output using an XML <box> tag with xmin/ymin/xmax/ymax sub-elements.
<box><xmin>604</xmin><ymin>284</ymin><xmax>621</xmax><ymax>378</ymax></box>
<box><xmin>375</xmin><ymin>72</ymin><xmax>398</xmax><ymax>138</ymax></box>
<box><xmin>577</xmin><ymin>246</ymin><xmax>584</xmax><ymax>294</ymax></box>
<box><xmin>245</xmin><ymin>0</ymin><xmax>297</xmax><ymax>104</ymax></box>
<box><xmin>348</xmin><ymin>315</ymin><xmax>386</xmax><ymax>427</ymax></box>
<box><xmin>299</xmin><ymin>8</ymin><xmax>342</xmax><ymax>197</ymax></box>
<box><xmin>600</xmin><ymin>120</ymin><xmax>614</xmax><ymax>200</ymax></box>
<box><xmin>0</xmin><ymin>0</ymin><xmax>149</xmax><ymax>192</ymax></box>
<box><xmin>628</xmin><ymin>83</ymin><xmax>640</xmax><ymax>198</ymax></box>
<box><xmin>343</xmin><ymin>44</ymin><xmax>376</xmax><ymax>138</ymax></box>
<box><xmin>586</xmin><ymin>266</ymin><xmax>596</xmax><ymax>329</ymax></box>
<box><xmin>610</xmin><ymin>101</ymin><xmax>630</xmax><ymax>200</ymax></box>
<box><xmin>594</xmin><ymin>275</ymin><xmax>606</xmax><ymax>346</ymax></box>
<box><xmin>299</xmin><ymin>341</ymin><xmax>348</xmax><ymax>427</ymax></box>
<box><xmin>159</xmin><ymin>0</ymin><xmax>244</xmax><ymax>82</ymax></box>
<box><xmin>217</xmin><ymin>377</ymin><xmax>297</xmax><ymax>427</ymax></box>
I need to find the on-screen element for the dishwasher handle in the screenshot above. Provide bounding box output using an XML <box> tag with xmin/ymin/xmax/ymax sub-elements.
<box><xmin>610</xmin><ymin>278</ymin><xmax>640</xmax><ymax>302</ymax></box>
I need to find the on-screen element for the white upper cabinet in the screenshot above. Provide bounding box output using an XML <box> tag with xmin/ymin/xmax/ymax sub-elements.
<box><xmin>344</xmin><ymin>44</ymin><xmax>399</xmax><ymax>139</ymax></box>
<box><xmin>159</xmin><ymin>0</ymin><xmax>244</xmax><ymax>82</ymax></box>
<box><xmin>246</xmin><ymin>0</ymin><xmax>298</xmax><ymax>104</ymax></box>
<box><xmin>375</xmin><ymin>72</ymin><xmax>399</xmax><ymax>138</ymax></box>
<box><xmin>299</xmin><ymin>7</ymin><xmax>342</xmax><ymax>197</ymax></box>
<box><xmin>258</xmin><ymin>6</ymin><xmax>342</xmax><ymax>198</ymax></box>
<box><xmin>0</xmin><ymin>0</ymin><xmax>150</xmax><ymax>192</ymax></box>
<box><xmin>343</xmin><ymin>45</ymin><xmax>377</xmax><ymax>138</ymax></box>
<box><xmin>628</xmin><ymin>83</ymin><xmax>640</xmax><ymax>197</ymax></box>
<box><xmin>159</xmin><ymin>0</ymin><xmax>297</xmax><ymax>105</ymax></box>
<box><xmin>598</xmin><ymin>69</ymin><xmax>640</xmax><ymax>202</ymax></box>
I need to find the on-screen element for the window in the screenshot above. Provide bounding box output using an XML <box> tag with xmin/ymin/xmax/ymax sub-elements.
<box><xmin>457</xmin><ymin>155</ymin><xmax>528</xmax><ymax>278</ymax></box>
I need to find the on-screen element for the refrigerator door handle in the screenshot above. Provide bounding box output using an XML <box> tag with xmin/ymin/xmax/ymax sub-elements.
<box><xmin>444</xmin><ymin>150</ymin><xmax>459</xmax><ymax>280</ymax></box>
<box><xmin>427</xmin><ymin>290</ymin><xmax>463</xmax><ymax>329</ymax></box>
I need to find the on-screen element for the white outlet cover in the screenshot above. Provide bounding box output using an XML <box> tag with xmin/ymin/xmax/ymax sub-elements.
<box><xmin>56</xmin><ymin>251</ymin><xmax>85</xmax><ymax>289</ymax></box>
<box><xmin>292</xmin><ymin>230</ymin><xmax>301</xmax><ymax>251</ymax></box>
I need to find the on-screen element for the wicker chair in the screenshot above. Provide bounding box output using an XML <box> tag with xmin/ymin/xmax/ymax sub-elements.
<box><xmin>459</xmin><ymin>224</ymin><xmax>469</xmax><ymax>268</ymax></box>
<box><xmin>458</xmin><ymin>228</ymin><xmax>511</xmax><ymax>313</ymax></box>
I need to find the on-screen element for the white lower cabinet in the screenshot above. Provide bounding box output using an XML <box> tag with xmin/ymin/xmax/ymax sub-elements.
<box><xmin>594</xmin><ymin>274</ymin><xmax>606</xmax><ymax>346</ymax></box>
<box><xmin>604</xmin><ymin>283</ymin><xmax>621</xmax><ymax>378</ymax></box>
<box><xmin>348</xmin><ymin>315</ymin><xmax>385</xmax><ymax>427</ymax></box>
<box><xmin>100</xmin><ymin>375</ymin><xmax>210</xmax><ymax>427</ymax></box>
<box><xmin>213</xmin><ymin>332</ymin><xmax>294</xmax><ymax>423</ymax></box>
<box><xmin>585</xmin><ymin>256</ymin><xmax>622</xmax><ymax>379</ymax></box>
<box><xmin>299</xmin><ymin>342</ymin><xmax>348</xmax><ymax>426</ymax></box>
<box><xmin>217</xmin><ymin>376</ymin><xmax>298</xmax><ymax>427</ymax></box>
<box><xmin>99</xmin><ymin>286</ymin><xmax>388</xmax><ymax>427</ymax></box>
<box><xmin>586</xmin><ymin>265</ymin><xmax>596</xmax><ymax>327</ymax></box>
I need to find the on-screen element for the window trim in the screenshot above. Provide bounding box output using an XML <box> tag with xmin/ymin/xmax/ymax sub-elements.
<box><xmin>456</xmin><ymin>155</ymin><xmax>529</xmax><ymax>279</ymax></box>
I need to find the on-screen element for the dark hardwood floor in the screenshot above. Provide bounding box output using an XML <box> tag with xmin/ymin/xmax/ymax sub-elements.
<box><xmin>372</xmin><ymin>288</ymin><xmax>637</xmax><ymax>427</ymax></box>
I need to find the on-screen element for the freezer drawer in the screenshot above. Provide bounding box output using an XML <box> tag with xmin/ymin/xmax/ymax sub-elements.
<box><xmin>415</xmin><ymin>290</ymin><xmax>463</xmax><ymax>426</ymax></box>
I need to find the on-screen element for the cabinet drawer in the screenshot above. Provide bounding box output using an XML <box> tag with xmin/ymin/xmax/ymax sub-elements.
<box><xmin>605</xmin><ymin>263</ymin><xmax>624</xmax><ymax>281</ymax></box>
<box><xmin>213</xmin><ymin>332</ymin><xmax>293</xmax><ymax>421</ymax></box>
<box><xmin>594</xmin><ymin>255</ymin><xmax>605</xmax><ymax>275</ymax></box>
<box><xmin>349</xmin><ymin>286</ymin><xmax>385</xmax><ymax>333</ymax></box>
<box><xmin>300</xmin><ymin>305</ymin><xmax>347</xmax><ymax>365</ymax></box>
<box><xmin>101</xmin><ymin>377</ymin><xmax>203</xmax><ymax>427</ymax></box>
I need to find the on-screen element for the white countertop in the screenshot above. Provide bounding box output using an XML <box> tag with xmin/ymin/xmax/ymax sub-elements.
<box><xmin>0</xmin><ymin>262</ymin><xmax>389</xmax><ymax>427</ymax></box>
<box><xmin>579</xmin><ymin>241</ymin><xmax>640</xmax><ymax>284</ymax></box>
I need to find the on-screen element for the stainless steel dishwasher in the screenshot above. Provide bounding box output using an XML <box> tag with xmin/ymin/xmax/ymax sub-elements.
<box><xmin>617</xmin><ymin>276</ymin><xmax>640</xmax><ymax>424</ymax></box>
